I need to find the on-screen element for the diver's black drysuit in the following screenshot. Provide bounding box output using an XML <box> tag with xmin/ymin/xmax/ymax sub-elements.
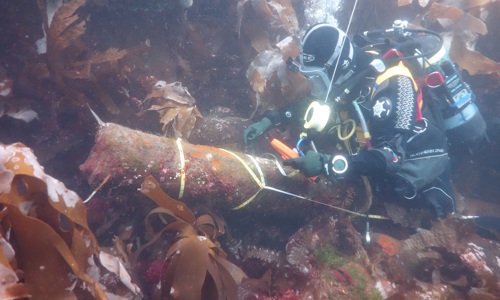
<box><xmin>350</xmin><ymin>59</ymin><xmax>455</xmax><ymax>219</ymax></box>
<box><xmin>258</xmin><ymin>52</ymin><xmax>456</xmax><ymax>219</ymax></box>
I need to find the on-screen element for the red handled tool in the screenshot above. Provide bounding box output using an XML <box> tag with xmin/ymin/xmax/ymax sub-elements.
<box><xmin>270</xmin><ymin>139</ymin><xmax>318</xmax><ymax>182</ymax></box>
<box><xmin>271</xmin><ymin>139</ymin><xmax>299</xmax><ymax>160</ymax></box>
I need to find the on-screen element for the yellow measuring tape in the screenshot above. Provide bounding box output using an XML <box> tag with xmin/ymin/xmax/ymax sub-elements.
<box><xmin>220</xmin><ymin>149</ymin><xmax>388</xmax><ymax>220</ymax></box>
<box><xmin>219</xmin><ymin>149</ymin><xmax>264</xmax><ymax>210</ymax></box>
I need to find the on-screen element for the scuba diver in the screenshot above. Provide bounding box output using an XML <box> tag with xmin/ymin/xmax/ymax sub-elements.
<box><xmin>244</xmin><ymin>22</ymin><xmax>487</xmax><ymax>220</ymax></box>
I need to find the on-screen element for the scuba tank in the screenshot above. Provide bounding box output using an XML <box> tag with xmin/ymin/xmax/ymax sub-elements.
<box><xmin>362</xmin><ymin>21</ymin><xmax>487</xmax><ymax>153</ymax></box>
<box><xmin>419</xmin><ymin>43</ymin><xmax>487</xmax><ymax>152</ymax></box>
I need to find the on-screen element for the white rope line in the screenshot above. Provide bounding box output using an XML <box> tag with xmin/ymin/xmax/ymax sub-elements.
<box><xmin>246</xmin><ymin>154</ymin><xmax>266</xmax><ymax>186</ymax></box>
<box><xmin>176</xmin><ymin>138</ymin><xmax>186</xmax><ymax>199</ymax></box>
<box><xmin>219</xmin><ymin>149</ymin><xmax>387</xmax><ymax>218</ymax></box>
<box><xmin>325</xmin><ymin>0</ymin><xmax>361</xmax><ymax>103</ymax></box>
<box><xmin>220</xmin><ymin>149</ymin><xmax>263</xmax><ymax>189</ymax></box>
<box><xmin>261</xmin><ymin>153</ymin><xmax>287</xmax><ymax>176</ymax></box>
<box><xmin>261</xmin><ymin>153</ymin><xmax>299</xmax><ymax>177</ymax></box>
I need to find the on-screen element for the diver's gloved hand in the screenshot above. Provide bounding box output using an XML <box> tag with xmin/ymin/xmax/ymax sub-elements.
<box><xmin>283</xmin><ymin>150</ymin><xmax>331</xmax><ymax>177</ymax></box>
<box><xmin>244</xmin><ymin>117</ymin><xmax>273</xmax><ymax>144</ymax></box>
<box><xmin>422</xmin><ymin>186</ymin><xmax>456</xmax><ymax>219</ymax></box>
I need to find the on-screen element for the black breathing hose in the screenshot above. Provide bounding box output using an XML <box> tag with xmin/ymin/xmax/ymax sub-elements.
<box><xmin>362</xmin><ymin>27</ymin><xmax>444</xmax><ymax>63</ymax></box>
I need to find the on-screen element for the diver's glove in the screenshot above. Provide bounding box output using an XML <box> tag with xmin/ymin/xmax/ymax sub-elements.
<box><xmin>283</xmin><ymin>150</ymin><xmax>332</xmax><ymax>178</ymax></box>
<box><xmin>424</xmin><ymin>187</ymin><xmax>456</xmax><ymax>219</ymax></box>
<box><xmin>244</xmin><ymin>117</ymin><xmax>273</xmax><ymax>144</ymax></box>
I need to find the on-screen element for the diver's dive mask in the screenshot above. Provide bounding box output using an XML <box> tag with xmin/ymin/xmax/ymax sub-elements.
<box><xmin>299</xmin><ymin>66</ymin><xmax>332</xmax><ymax>101</ymax></box>
<box><xmin>296</xmin><ymin>23</ymin><xmax>355</xmax><ymax>101</ymax></box>
<box><xmin>286</xmin><ymin>57</ymin><xmax>332</xmax><ymax>101</ymax></box>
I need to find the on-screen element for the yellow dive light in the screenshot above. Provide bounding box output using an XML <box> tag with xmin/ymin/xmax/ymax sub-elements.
<box><xmin>303</xmin><ymin>101</ymin><xmax>331</xmax><ymax>133</ymax></box>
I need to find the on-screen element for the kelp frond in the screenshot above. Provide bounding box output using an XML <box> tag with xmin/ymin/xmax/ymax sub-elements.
<box><xmin>0</xmin><ymin>143</ymin><xmax>107</xmax><ymax>299</ymax></box>
<box><xmin>140</xmin><ymin>82</ymin><xmax>202</xmax><ymax>138</ymax></box>
<box><xmin>137</xmin><ymin>175</ymin><xmax>246</xmax><ymax>300</ymax></box>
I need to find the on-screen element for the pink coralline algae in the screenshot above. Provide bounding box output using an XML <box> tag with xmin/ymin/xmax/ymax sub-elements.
<box><xmin>249</xmin><ymin>289</ymin><xmax>302</xmax><ymax>300</ymax></box>
<box><xmin>142</xmin><ymin>260</ymin><xmax>167</xmax><ymax>293</ymax></box>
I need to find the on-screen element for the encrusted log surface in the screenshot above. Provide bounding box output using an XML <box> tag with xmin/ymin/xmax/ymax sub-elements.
<box><xmin>187</xmin><ymin>116</ymin><xmax>251</xmax><ymax>151</ymax></box>
<box><xmin>80</xmin><ymin>123</ymin><xmax>341</xmax><ymax>214</ymax></box>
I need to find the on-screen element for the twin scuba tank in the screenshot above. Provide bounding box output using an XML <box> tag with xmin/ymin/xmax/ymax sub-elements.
<box><xmin>366</xmin><ymin>21</ymin><xmax>487</xmax><ymax>152</ymax></box>
<box><xmin>415</xmin><ymin>44</ymin><xmax>487</xmax><ymax>152</ymax></box>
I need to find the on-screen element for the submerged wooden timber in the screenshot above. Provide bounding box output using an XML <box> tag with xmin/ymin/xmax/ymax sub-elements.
<box><xmin>80</xmin><ymin>122</ymin><xmax>344</xmax><ymax>215</ymax></box>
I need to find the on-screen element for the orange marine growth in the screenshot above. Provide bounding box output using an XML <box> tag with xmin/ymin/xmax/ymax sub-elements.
<box><xmin>373</xmin><ymin>233</ymin><xmax>401</xmax><ymax>256</ymax></box>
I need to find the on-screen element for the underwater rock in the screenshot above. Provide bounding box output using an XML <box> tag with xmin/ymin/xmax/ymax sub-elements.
<box><xmin>188</xmin><ymin>113</ymin><xmax>251</xmax><ymax>150</ymax></box>
<box><xmin>91</xmin><ymin>0</ymin><xmax>191</xmax><ymax>11</ymax></box>
<box><xmin>398</xmin><ymin>283</ymin><xmax>462</xmax><ymax>300</ymax></box>
<box><xmin>351</xmin><ymin>217</ymin><xmax>500</xmax><ymax>299</ymax></box>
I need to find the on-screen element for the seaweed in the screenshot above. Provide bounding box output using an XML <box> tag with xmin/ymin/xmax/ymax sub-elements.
<box><xmin>0</xmin><ymin>143</ymin><xmax>106</xmax><ymax>299</ymax></box>
<box><xmin>246</xmin><ymin>42</ymin><xmax>310</xmax><ymax>118</ymax></box>
<box><xmin>236</xmin><ymin>0</ymin><xmax>299</xmax><ymax>39</ymax></box>
<box><xmin>36</xmin><ymin>0</ymin><xmax>144</xmax><ymax>114</ymax></box>
<box><xmin>314</xmin><ymin>245</ymin><xmax>347</xmax><ymax>268</ymax></box>
<box><xmin>0</xmin><ymin>143</ymin><xmax>145</xmax><ymax>299</ymax></box>
<box><xmin>400</xmin><ymin>0</ymin><xmax>500</xmax><ymax>76</ymax></box>
<box><xmin>237</xmin><ymin>0</ymin><xmax>309</xmax><ymax>118</ymax></box>
<box><xmin>140</xmin><ymin>81</ymin><xmax>203</xmax><ymax>138</ymax></box>
<box><xmin>135</xmin><ymin>175</ymin><xmax>247</xmax><ymax>300</ymax></box>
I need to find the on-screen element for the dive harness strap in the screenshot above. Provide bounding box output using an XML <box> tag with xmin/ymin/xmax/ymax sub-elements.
<box><xmin>371</xmin><ymin>62</ymin><xmax>419</xmax><ymax>97</ymax></box>
<box><xmin>371</xmin><ymin>61</ymin><xmax>423</xmax><ymax>120</ymax></box>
